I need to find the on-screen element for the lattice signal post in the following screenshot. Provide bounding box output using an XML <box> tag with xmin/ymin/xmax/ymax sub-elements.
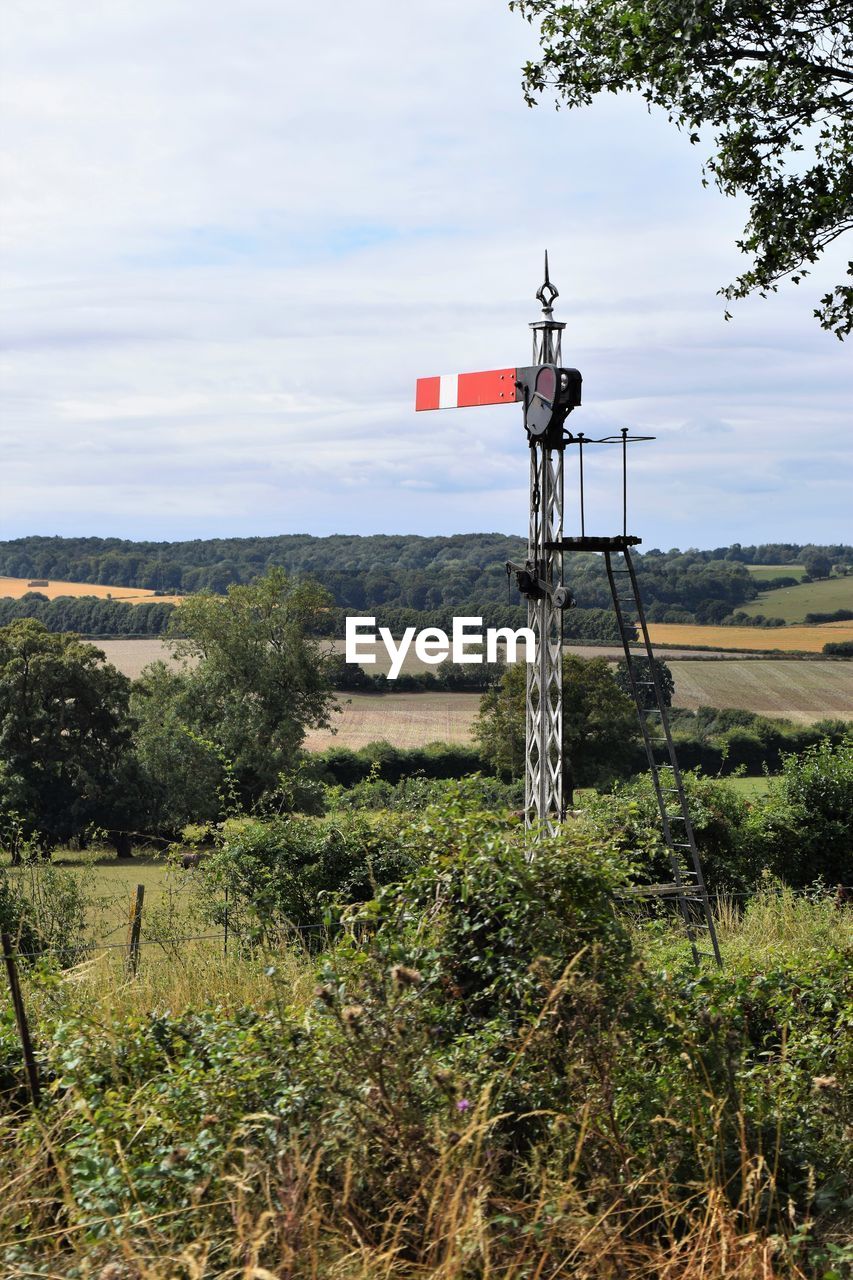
<box><xmin>416</xmin><ymin>261</ymin><xmax>723</xmax><ymax>966</ymax></box>
<box><xmin>416</xmin><ymin>256</ymin><xmax>580</xmax><ymax>832</ymax></box>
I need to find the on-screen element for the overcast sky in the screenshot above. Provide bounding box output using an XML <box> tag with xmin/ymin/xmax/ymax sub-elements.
<box><xmin>1</xmin><ymin>0</ymin><xmax>850</xmax><ymax>550</ymax></box>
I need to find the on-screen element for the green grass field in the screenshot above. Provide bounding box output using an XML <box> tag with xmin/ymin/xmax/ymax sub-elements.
<box><xmin>740</xmin><ymin>575</ymin><xmax>853</xmax><ymax>622</ymax></box>
<box><xmin>745</xmin><ymin>563</ymin><xmax>806</xmax><ymax>581</ymax></box>
<box><xmin>724</xmin><ymin>776</ymin><xmax>771</xmax><ymax>799</ymax></box>
<box><xmin>3</xmin><ymin>852</ymin><xmax>190</xmax><ymax>941</ymax></box>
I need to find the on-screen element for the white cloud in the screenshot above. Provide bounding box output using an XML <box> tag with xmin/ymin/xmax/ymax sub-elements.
<box><xmin>0</xmin><ymin>0</ymin><xmax>850</xmax><ymax>548</ymax></box>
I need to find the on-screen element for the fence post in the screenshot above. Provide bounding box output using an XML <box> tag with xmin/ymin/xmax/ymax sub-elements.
<box><xmin>1</xmin><ymin>930</ymin><xmax>41</xmax><ymax>1107</ymax></box>
<box><xmin>223</xmin><ymin>885</ymin><xmax>229</xmax><ymax>958</ymax></box>
<box><xmin>126</xmin><ymin>884</ymin><xmax>145</xmax><ymax>977</ymax></box>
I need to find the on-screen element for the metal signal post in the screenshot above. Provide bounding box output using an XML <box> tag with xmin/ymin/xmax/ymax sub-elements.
<box><xmin>415</xmin><ymin>255</ymin><xmax>581</xmax><ymax>832</ymax></box>
<box><xmin>523</xmin><ymin>258</ymin><xmax>569</xmax><ymax>832</ymax></box>
<box><xmin>414</xmin><ymin>263</ymin><xmax>722</xmax><ymax>963</ymax></box>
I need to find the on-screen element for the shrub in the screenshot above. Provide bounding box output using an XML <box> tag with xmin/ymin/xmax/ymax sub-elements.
<box><xmin>745</xmin><ymin>735</ymin><xmax>853</xmax><ymax>887</ymax></box>
<box><xmin>581</xmin><ymin>770</ymin><xmax>756</xmax><ymax>890</ymax></box>
<box><xmin>0</xmin><ymin>864</ymin><xmax>91</xmax><ymax>967</ymax></box>
<box><xmin>193</xmin><ymin>810</ymin><xmax>417</xmax><ymax>950</ymax></box>
<box><xmin>326</xmin><ymin>770</ymin><xmax>524</xmax><ymax>813</ymax></box>
<box><xmin>823</xmin><ymin>639</ymin><xmax>853</xmax><ymax>656</ymax></box>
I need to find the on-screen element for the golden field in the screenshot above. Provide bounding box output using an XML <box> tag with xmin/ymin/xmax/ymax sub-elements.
<box><xmin>303</xmin><ymin>691</ymin><xmax>482</xmax><ymax>750</ymax></box>
<box><xmin>0</xmin><ymin>575</ymin><xmax>183</xmax><ymax>605</ymax></box>
<box><xmin>299</xmin><ymin>657</ymin><xmax>853</xmax><ymax>750</ymax></box>
<box><xmin>646</xmin><ymin>622</ymin><xmax>853</xmax><ymax>652</ymax></box>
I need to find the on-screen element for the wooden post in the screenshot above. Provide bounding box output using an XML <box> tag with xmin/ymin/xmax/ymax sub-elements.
<box><xmin>1</xmin><ymin>930</ymin><xmax>41</xmax><ymax>1107</ymax></box>
<box><xmin>126</xmin><ymin>884</ymin><xmax>145</xmax><ymax>977</ymax></box>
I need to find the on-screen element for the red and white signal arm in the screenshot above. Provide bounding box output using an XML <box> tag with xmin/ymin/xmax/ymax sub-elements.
<box><xmin>415</xmin><ymin>368</ymin><xmax>520</xmax><ymax>412</ymax></box>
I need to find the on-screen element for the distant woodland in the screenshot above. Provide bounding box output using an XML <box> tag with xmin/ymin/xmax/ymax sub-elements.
<box><xmin>0</xmin><ymin>535</ymin><xmax>850</xmax><ymax>637</ymax></box>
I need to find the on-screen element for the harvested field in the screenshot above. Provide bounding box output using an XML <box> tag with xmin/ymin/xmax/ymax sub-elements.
<box><xmin>304</xmin><ymin>659</ymin><xmax>851</xmax><ymax>750</ymax></box>
<box><xmin>97</xmin><ymin>638</ymin><xmax>187</xmax><ymax>678</ymax></box>
<box><xmin>647</xmin><ymin>622</ymin><xmax>853</xmax><ymax>652</ymax></box>
<box><xmin>668</xmin><ymin>658</ymin><xmax>853</xmax><ymax>724</ymax></box>
<box><xmin>303</xmin><ymin>692</ymin><xmax>482</xmax><ymax>751</ymax></box>
<box><xmin>0</xmin><ymin>575</ymin><xmax>183</xmax><ymax>604</ymax></box>
<box><xmin>329</xmin><ymin>637</ymin><xmax>748</xmax><ymax>673</ymax></box>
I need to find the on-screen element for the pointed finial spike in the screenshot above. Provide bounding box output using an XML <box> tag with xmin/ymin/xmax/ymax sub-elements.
<box><xmin>536</xmin><ymin>251</ymin><xmax>559</xmax><ymax>317</ymax></box>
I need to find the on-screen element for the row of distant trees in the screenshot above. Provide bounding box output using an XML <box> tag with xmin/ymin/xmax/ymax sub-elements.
<box><xmin>0</xmin><ymin>593</ymin><xmax>174</xmax><ymax>636</ymax></box>
<box><xmin>0</xmin><ymin>536</ymin><xmax>850</xmax><ymax>624</ymax></box>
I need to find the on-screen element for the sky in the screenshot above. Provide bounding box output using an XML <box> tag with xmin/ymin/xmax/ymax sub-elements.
<box><xmin>1</xmin><ymin>0</ymin><xmax>850</xmax><ymax>551</ymax></box>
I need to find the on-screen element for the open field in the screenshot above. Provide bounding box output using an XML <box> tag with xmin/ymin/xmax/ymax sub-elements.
<box><xmin>0</xmin><ymin>575</ymin><xmax>183</xmax><ymax>605</ymax></box>
<box><xmin>78</xmin><ymin>642</ymin><xmax>853</xmax><ymax>735</ymax></box>
<box><xmin>746</xmin><ymin>563</ymin><xmax>806</xmax><ymax>581</ymax></box>
<box><xmin>304</xmin><ymin>691</ymin><xmax>482</xmax><ymax>750</ymax></box>
<box><xmin>97</xmin><ymin>637</ymin><xmax>186</xmax><ymax>677</ymax></box>
<box><xmin>668</xmin><ymin>658</ymin><xmax>853</xmax><ymax>722</ymax></box>
<box><xmin>92</xmin><ymin>637</ymin><xmax>760</xmax><ymax>682</ymax></box>
<box><xmin>739</xmin><ymin>575</ymin><xmax>853</xmax><ymax>622</ymax></box>
<box><xmin>647</xmin><ymin>621</ymin><xmax>853</xmax><ymax>651</ymax></box>
<box><xmin>2</xmin><ymin>854</ymin><xmax>179</xmax><ymax>939</ymax></box>
<box><xmin>329</xmin><ymin>637</ymin><xmax>755</xmax><ymax>673</ymax></box>
<box><xmin>304</xmin><ymin>658</ymin><xmax>853</xmax><ymax>749</ymax></box>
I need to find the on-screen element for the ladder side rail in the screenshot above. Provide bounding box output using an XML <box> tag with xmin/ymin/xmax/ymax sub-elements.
<box><xmin>604</xmin><ymin>551</ymin><xmax>698</xmax><ymax>953</ymax></box>
<box><xmin>623</xmin><ymin>550</ymin><xmax>723</xmax><ymax>965</ymax></box>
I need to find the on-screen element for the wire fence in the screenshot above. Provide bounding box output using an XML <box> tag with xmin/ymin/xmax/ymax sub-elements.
<box><xmin>1</xmin><ymin>880</ymin><xmax>850</xmax><ymax>968</ymax></box>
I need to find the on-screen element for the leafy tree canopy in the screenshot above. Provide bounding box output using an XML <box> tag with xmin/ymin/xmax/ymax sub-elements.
<box><xmin>165</xmin><ymin>568</ymin><xmax>338</xmax><ymax>806</ymax></box>
<box><xmin>475</xmin><ymin>652</ymin><xmax>640</xmax><ymax>799</ymax></box>
<box><xmin>511</xmin><ymin>0</ymin><xmax>853</xmax><ymax>337</ymax></box>
<box><xmin>0</xmin><ymin>620</ymin><xmax>134</xmax><ymax>855</ymax></box>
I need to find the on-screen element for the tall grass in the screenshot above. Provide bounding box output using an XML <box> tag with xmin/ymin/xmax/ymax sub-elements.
<box><xmin>1</xmin><ymin>877</ymin><xmax>849</xmax><ymax>1278</ymax></box>
<box><xmin>715</xmin><ymin>881</ymin><xmax>853</xmax><ymax>964</ymax></box>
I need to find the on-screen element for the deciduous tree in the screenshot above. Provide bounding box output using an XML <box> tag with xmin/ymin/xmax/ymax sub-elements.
<box><xmin>166</xmin><ymin>568</ymin><xmax>338</xmax><ymax>806</ymax></box>
<box><xmin>0</xmin><ymin>620</ymin><xmax>134</xmax><ymax>857</ymax></box>
<box><xmin>511</xmin><ymin>0</ymin><xmax>853</xmax><ymax>337</ymax></box>
<box><xmin>475</xmin><ymin>653</ymin><xmax>640</xmax><ymax>800</ymax></box>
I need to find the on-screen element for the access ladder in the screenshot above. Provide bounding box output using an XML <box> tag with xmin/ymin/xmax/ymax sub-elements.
<box><xmin>561</xmin><ymin>535</ymin><xmax>722</xmax><ymax>966</ymax></box>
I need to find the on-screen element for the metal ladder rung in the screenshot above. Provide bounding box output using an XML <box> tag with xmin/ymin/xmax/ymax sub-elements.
<box><xmin>606</xmin><ymin>545</ymin><xmax>721</xmax><ymax>969</ymax></box>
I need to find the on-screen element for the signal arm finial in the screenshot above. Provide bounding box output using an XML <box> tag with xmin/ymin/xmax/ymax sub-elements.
<box><xmin>536</xmin><ymin>249</ymin><xmax>559</xmax><ymax>318</ymax></box>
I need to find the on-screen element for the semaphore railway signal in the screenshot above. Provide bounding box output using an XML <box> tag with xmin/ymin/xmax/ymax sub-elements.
<box><xmin>416</xmin><ymin>253</ymin><xmax>577</xmax><ymax>835</ymax></box>
<box><xmin>415</xmin><ymin>254</ymin><xmax>722</xmax><ymax>966</ymax></box>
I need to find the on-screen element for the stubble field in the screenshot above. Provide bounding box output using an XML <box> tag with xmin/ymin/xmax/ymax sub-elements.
<box><xmin>0</xmin><ymin>576</ymin><xmax>183</xmax><ymax>605</ymax></box>
<box><xmin>302</xmin><ymin>657</ymin><xmax>852</xmax><ymax>749</ymax></box>
<box><xmin>646</xmin><ymin>621</ymin><xmax>853</xmax><ymax>651</ymax></box>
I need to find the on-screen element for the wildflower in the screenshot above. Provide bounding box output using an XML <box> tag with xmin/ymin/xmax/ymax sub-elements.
<box><xmin>390</xmin><ymin>964</ymin><xmax>422</xmax><ymax>988</ymax></box>
<box><xmin>456</xmin><ymin>1098</ymin><xmax>471</xmax><ymax>1113</ymax></box>
<box><xmin>341</xmin><ymin>1004</ymin><xmax>365</xmax><ymax>1033</ymax></box>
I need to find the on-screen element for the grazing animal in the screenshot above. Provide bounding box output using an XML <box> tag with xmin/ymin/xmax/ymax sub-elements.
<box><xmin>181</xmin><ymin>851</ymin><xmax>202</xmax><ymax>871</ymax></box>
